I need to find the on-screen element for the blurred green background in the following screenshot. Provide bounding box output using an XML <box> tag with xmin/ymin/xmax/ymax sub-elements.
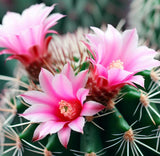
<box><xmin>0</xmin><ymin>0</ymin><xmax>131</xmax><ymax>32</ymax></box>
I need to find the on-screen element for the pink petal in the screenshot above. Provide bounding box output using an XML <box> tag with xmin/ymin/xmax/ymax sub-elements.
<box><xmin>37</xmin><ymin>4</ymin><xmax>56</xmax><ymax>22</ymax></box>
<box><xmin>33</xmin><ymin>121</ymin><xmax>66</xmax><ymax>141</ymax></box>
<box><xmin>6</xmin><ymin>54</ymin><xmax>31</xmax><ymax>65</ymax></box>
<box><xmin>0</xmin><ymin>49</ymin><xmax>15</xmax><ymax>55</ymax></box>
<box><xmin>52</xmin><ymin>74</ymin><xmax>74</xmax><ymax>100</ymax></box>
<box><xmin>81</xmin><ymin>101</ymin><xmax>105</xmax><ymax>116</ymax></box>
<box><xmin>107</xmin><ymin>68</ymin><xmax>133</xmax><ymax>87</ymax></box>
<box><xmin>96</xmin><ymin>64</ymin><xmax>108</xmax><ymax>78</ymax></box>
<box><xmin>22</xmin><ymin>4</ymin><xmax>54</xmax><ymax>26</ymax></box>
<box><xmin>58</xmin><ymin>126</ymin><xmax>71</xmax><ymax>148</ymax></box>
<box><xmin>76</xmin><ymin>88</ymin><xmax>89</xmax><ymax>104</ymax></box>
<box><xmin>44</xmin><ymin>13</ymin><xmax>65</xmax><ymax>31</ymax></box>
<box><xmin>82</xmin><ymin>41</ymin><xmax>96</xmax><ymax>60</ymax></box>
<box><xmin>21</xmin><ymin>91</ymin><xmax>57</xmax><ymax>106</ymax></box>
<box><xmin>129</xmin><ymin>75</ymin><xmax>144</xmax><ymax>87</ymax></box>
<box><xmin>21</xmin><ymin>104</ymin><xmax>58</xmax><ymax>122</ymax></box>
<box><xmin>88</xmin><ymin>26</ymin><xmax>106</xmax><ymax>50</ymax></box>
<box><xmin>25</xmin><ymin>25</ymin><xmax>44</xmax><ymax>49</ymax></box>
<box><xmin>86</xmin><ymin>27</ymin><xmax>104</xmax><ymax>50</ymax></box>
<box><xmin>90</xmin><ymin>26</ymin><xmax>105</xmax><ymax>36</ymax></box>
<box><xmin>68</xmin><ymin>117</ymin><xmax>85</xmax><ymax>133</ymax></box>
<box><xmin>86</xmin><ymin>35</ymin><xmax>105</xmax><ymax>63</ymax></box>
<box><xmin>39</xmin><ymin>68</ymin><xmax>60</xmax><ymax>102</ymax></box>
<box><xmin>0</xmin><ymin>37</ymin><xmax>11</xmax><ymax>49</ymax></box>
<box><xmin>107</xmin><ymin>68</ymin><xmax>145</xmax><ymax>89</ymax></box>
<box><xmin>33</xmin><ymin>123</ymin><xmax>49</xmax><ymax>141</ymax></box>
<box><xmin>96</xmin><ymin>44</ymin><xmax>106</xmax><ymax>65</ymax></box>
<box><xmin>2</xmin><ymin>12</ymin><xmax>21</xmax><ymax>33</ymax></box>
<box><xmin>99</xmin><ymin>24</ymin><xmax>122</xmax><ymax>65</ymax></box>
<box><xmin>87</xmin><ymin>25</ymin><xmax>122</xmax><ymax>67</ymax></box>
<box><xmin>62</xmin><ymin>63</ymin><xmax>88</xmax><ymax>93</ymax></box>
<box><xmin>86</xmin><ymin>26</ymin><xmax>108</xmax><ymax>63</ymax></box>
<box><xmin>46</xmin><ymin>30</ymin><xmax>58</xmax><ymax>34</ymax></box>
<box><xmin>39</xmin><ymin>68</ymin><xmax>54</xmax><ymax>94</ymax></box>
<box><xmin>73</xmin><ymin>70</ymin><xmax>88</xmax><ymax>93</ymax></box>
<box><xmin>124</xmin><ymin>46</ymin><xmax>159</xmax><ymax>72</ymax></box>
<box><xmin>61</xmin><ymin>63</ymin><xmax>75</xmax><ymax>82</ymax></box>
<box><xmin>0</xmin><ymin>35</ymin><xmax>23</xmax><ymax>54</ymax></box>
<box><xmin>50</xmin><ymin>121</ymin><xmax>66</xmax><ymax>134</ymax></box>
<box><xmin>128</xmin><ymin>46</ymin><xmax>160</xmax><ymax>71</ymax></box>
<box><xmin>120</xmin><ymin>29</ymin><xmax>138</xmax><ymax>61</ymax></box>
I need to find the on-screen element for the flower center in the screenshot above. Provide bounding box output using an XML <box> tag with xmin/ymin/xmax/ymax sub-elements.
<box><xmin>59</xmin><ymin>100</ymin><xmax>81</xmax><ymax>120</ymax></box>
<box><xmin>109</xmin><ymin>60</ymin><xmax>124</xmax><ymax>70</ymax></box>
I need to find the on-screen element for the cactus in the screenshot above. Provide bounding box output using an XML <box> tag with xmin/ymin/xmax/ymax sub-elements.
<box><xmin>128</xmin><ymin>0</ymin><xmax>160</xmax><ymax>50</ymax></box>
<box><xmin>1</xmin><ymin>3</ymin><xmax>160</xmax><ymax>156</ymax></box>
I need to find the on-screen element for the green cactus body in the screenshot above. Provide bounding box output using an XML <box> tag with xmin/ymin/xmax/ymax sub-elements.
<box><xmin>80</xmin><ymin>122</ymin><xmax>107</xmax><ymax>156</ymax></box>
<box><xmin>101</xmin><ymin>107</ymin><xmax>131</xmax><ymax>155</ymax></box>
<box><xmin>128</xmin><ymin>0</ymin><xmax>160</xmax><ymax>50</ymax></box>
<box><xmin>1</xmin><ymin>63</ymin><xmax>160</xmax><ymax>155</ymax></box>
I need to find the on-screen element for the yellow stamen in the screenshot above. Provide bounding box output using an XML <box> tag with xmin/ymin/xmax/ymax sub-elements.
<box><xmin>109</xmin><ymin>60</ymin><xmax>124</xmax><ymax>70</ymax></box>
<box><xmin>59</xmin><ymin>100</ymin><xmax>77</xmax><ymax>120</ymax></box>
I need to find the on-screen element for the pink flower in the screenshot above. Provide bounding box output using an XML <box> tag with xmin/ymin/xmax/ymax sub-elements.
<box><xmin>0</xmin><ymin>3</ymin><xmax>64</xmax><ymax>66</ymax></box>
<box><xmin>20</xmin><ymin>63</ymin><xmax>105</xmax><ymax>148</ymax></box>
<box><xmin>84</xmin><ymin>25</ymin><xmax>160</xmax><ymax>91</ymax></box>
